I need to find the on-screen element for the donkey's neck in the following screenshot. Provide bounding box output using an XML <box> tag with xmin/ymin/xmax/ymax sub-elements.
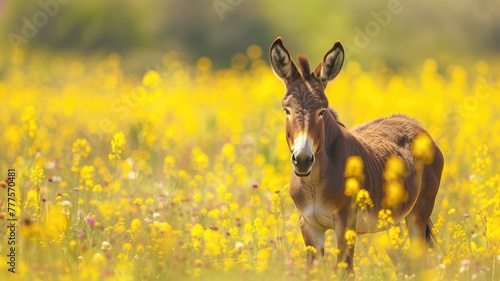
<box><xmin>323</xmin><ymin>110</ymin><xmax>366</xmax><ymax>159</ymax></box>
<box><xmin>321</xmin><ymin>110</ymin><xmax>384</xmax><ymax>195</ymax></box>
<box><xmin>321</xmin><ymin>110</ymin><xmax>371</xmax><ymax>181</ymax></box>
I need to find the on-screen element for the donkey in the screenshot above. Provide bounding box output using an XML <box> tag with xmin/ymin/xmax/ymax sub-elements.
<box><xmin>269</xmin><ymin>37</ymin><xmax>444</xmax><ymax>277</ymax></box>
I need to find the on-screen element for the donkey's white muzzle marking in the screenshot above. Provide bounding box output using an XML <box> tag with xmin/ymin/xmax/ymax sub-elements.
<box><xmin>291</xmin><ymin>134</ymin><xmax>315</xmax><ymax>176</ymax></box>
<box><xmin>293</xmin><ymin>134</ymin><xmax>313</xmax><ymax>154</ymax></box>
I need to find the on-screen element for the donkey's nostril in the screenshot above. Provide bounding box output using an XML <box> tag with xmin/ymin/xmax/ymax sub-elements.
<box><xmin>291</xmin><ymin>153</ymin><xmax>298</xmax><ymax>164</ymax></box>
<box><xmin>309</xmin><ymin>155</ymin><xmax>315</xmax><ymax>165</ymax></box>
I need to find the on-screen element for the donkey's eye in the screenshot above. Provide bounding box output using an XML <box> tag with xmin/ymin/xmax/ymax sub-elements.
<box><xmin>318</xmin><ymin>109</ymin><xmax>326</xmax><ymax>117</ymax></box>
<box><xmin>283</xmin><ymin>108</ymin><xmax>291</xmax><ymax>116</ymax></box>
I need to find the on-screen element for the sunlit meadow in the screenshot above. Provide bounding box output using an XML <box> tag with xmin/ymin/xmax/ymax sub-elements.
<box><xmin>1</xmin><ymin>45</ymin><xmax>500</xmax><ymax>280</ymax></box>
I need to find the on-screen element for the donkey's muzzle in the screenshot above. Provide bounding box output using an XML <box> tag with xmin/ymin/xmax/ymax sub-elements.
<box><xmin>291</xmin><ymin>151</ymin><xmax>315</xmax><ymax>177</ymax></box>
<box><xmin>291</xmin><ymin>134</ymin><xmax>315</xmax><ymax>177</ymax></box>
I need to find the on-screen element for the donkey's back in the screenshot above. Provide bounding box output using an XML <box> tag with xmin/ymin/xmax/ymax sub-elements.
<box><xmin>352</xmin><ymin>114</ymin><xmax>433</xmax><ymax>166</ymax></box>
<box><xmin>353</xmin><ymin>114</ymin><xmax>428</xmax><ymax>145</ymax></box>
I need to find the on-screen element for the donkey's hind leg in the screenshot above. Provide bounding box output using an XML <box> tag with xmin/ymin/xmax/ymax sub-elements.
<box><xmin>406</xmin><ymin>148</ymin><xmax>444</xmax><ymax>273</ymax></box>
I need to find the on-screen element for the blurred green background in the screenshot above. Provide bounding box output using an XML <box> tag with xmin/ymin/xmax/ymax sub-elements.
<box><xmin>1</xmin><ymin>0</ymin><xmax>499</xmax><ymax>74</ymax></box>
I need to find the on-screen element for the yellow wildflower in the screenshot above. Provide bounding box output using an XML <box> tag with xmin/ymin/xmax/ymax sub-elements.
<box><xmin>109</xmin><ymin>132</ymin><xmax>126</xmax><ymax>160</ymax></box>
<box><xmin>79</xmin><ymin>165</ymin><xmax>95</xmax><ymax>189</ymax></box>
<box><xmin>133</xmin><ymin>197</ymin><xmax>143</xmax><ymax>205</ymax></box>
<box><xmin>191</xmin><ymin>146</ymin><xmax>209</xmax><ymax>172</ymax></box>
<box><xmin>193</xmin><ymin>193</ymin><xmax>202</xmax><ymax>203</ymax></box>
<box><xmin>191</xmin><ymin>224</ymin><xmax>204</xmax><ymax>239</ymax></box>
<box><xmin>163</xmin><ymin>155</ymin><xmax>176</xmax><ymax>176</ymax></box>
<box><xmin>337</xmin><ymin>262</ymin><xmax>349</xmax><ymax>268</ymax></box>
<box><xmin>92</xmin><ymin>184</ymin><xmax>102</xmax><ymax>193</ymax></box>
<box><xmin>382</xmin><ymin>156</ymin><xmax>409</xmax><ymax>208</ymax></box>
<box><xmin>345</xmin><ymin>229</ymin><xmax>357</xmax><ymax>248</ymax></box>
<box><xmin>344</xmin><ymin>155</ymin><xmax>365</xmax><ymax>181</ymax></box>
<box><xmin>383</xmin><ymin>156</ymin><xmax>407</xmax><ymax>181</ymax></box>
<box><xmin>270</xmin><ymin>192</ymin><xmax>281</xmax><ymax>213</ymax></box>
<box><xmin>344</xmin><ymin>177</ymin><xmax>360</xmax><ymax>197</ymax></box>
<box><xmin>412</xmin><ymin>133</ymin><xmax>434</xmax><ymax>164</ymax></box>
<box><xmin>224</xmin><ymin>192</ymin><xmax>233</xmax><ymax>204</ymax></box>
<box><xmin>21</xmin><ymin>105</ymin><xmax>37</xmax><ymax>138</ymax></box>
<box><xmin>377</xmin><ymin>209</ymin><xmax>395</xmax><ymax>229</ymax></box>
<box><xmin>72</xmin><ymin>138</ymin><xmax>91</xmax><ymax>158</ymax></box>
<box><xmin>29</xmin><ymin>164</ymin><xmax>45</xmax><ymax>186</ymax></box>
<box><xmin>356</xmin><ymin>189</ymin><xmax>374</xmax><ymax>210</ymax></box>
<box><xmin>130</xmin><ymin>218</ymin><xmax>141</xmax><ymax>231</ymax></box>
<box><xmin>382</xmin><ymin>181</ymin><xmax>408</xmax><ymax>208</ymax></box>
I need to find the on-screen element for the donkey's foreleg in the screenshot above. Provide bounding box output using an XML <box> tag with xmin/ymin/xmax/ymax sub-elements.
<box><xmin>299</xmin><ymin>215</ymin><xmax>326</xmax><ymax>271</ymax></box>
<box><xmin>334</xmin><ymin>212</ymin><xmax>356</xmax><ymax>279</ymax></box>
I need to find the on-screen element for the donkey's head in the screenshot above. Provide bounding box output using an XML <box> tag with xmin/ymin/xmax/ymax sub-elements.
<box><xmin>269</xmin><ymin>37</ymin><xmax>344</xmax><ymax>177</ymax></box>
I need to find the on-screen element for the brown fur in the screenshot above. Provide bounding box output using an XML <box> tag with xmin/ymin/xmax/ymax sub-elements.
<box><xmin>270</xmin><ymin>37</ymin><xmax>444</xmax><ymax>277</ymax></box>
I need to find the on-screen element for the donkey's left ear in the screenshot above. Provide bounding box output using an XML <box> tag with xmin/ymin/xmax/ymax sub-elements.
<box><xmin>269</xmin><ymin>37</ymin><xmax>300</xmax><ymax>85</ymax></box>
<box><xmin>313</xmin><ymin>41</ymin><xmax>344</xmax><ymax>87</ymax></box>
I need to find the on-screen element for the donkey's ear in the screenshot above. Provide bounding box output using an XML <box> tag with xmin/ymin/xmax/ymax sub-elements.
<box><xmin>269</xmin><ymin>37</ymin><xmax>300</xmax><ymax>84</ymax></box>
<box><xmin>313</xmin><ymin>41</ymin><xmax>344</xmax><ymax>87</ymax></box>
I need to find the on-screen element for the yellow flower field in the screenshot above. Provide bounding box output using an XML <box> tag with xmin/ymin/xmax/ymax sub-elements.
<box><xmin>1</xmin><ymin>45</ymin><xmax>499</xmax><ymax>280</ymax></box>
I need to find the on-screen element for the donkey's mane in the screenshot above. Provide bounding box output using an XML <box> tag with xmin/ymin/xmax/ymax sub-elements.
<box><xmin>328</xmin><ymin>108</ymin><xmax>339</xmax><ymax>121</ymax></box>
<box><xmin>297</xmin><ymin>56</ymin><xmax>311</xmax><ymax>80</ymax></box>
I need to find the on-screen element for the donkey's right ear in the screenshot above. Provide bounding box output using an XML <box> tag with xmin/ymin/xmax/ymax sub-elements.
<box><xmin>269</xmin><ymin>37</ymin><xmax>300</xmax><ymax>85</ymax></box>
<box><xmin>313</xmin><ymin>41</ymin><xmax>344</xmax><ymax>87</ymax></box>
